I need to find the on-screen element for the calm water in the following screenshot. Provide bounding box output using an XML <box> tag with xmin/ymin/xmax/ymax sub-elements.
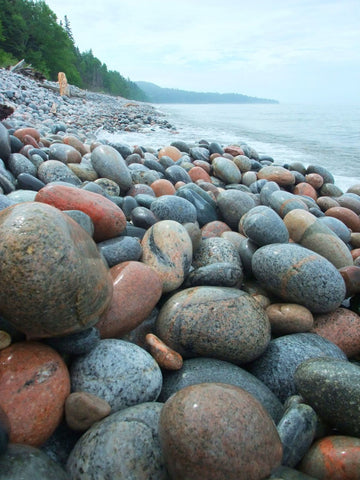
<box><xmin>98</xmin><ymin>103</ymin><xmax>360</xmax><ymax>191</ymax></box>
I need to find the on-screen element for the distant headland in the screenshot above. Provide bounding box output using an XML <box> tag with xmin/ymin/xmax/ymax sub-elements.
<box><xmin>136</xmin><ymin>81</ymin><xmax>279</xmax><ymax>104</ymax></box>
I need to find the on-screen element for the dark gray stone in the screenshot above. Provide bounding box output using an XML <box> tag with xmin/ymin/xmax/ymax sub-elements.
<box><xmin>176</xmin><ymin>186</ymin><xmax>218</xmax><ymax>226</ymax></box>
<box><xmin>121</xmin><ymin>195</ymin><xmax>139</xmax><ymax>219</ymax></box>
<box><xmin>97</xmin><ymin>235</ymin><xmax>142</xmax><ymax>266</ymax></box>
<box><xmin>320</xmin><ymin>183</ymin><xmax>343</xmax><ymax>197</ymax></box>
<box><xmin>294</xmin><ymin>357</ymin><xmax>360</xmax><ymax>437</ymax></box>
<box><xmin>189</xmin><ymin>146</ymin><xmax>210</xmax><ymax>161</ymax></box>
<box><xmin>64</xmin><ymin>209</ymin><xmax>94</xmax><ymax>237</ymax></box>
<box><xmin>246</xmin><ymin>333</ymin><xmax>347</xmax><ymax>402</ymax></box>
<box><xmin>67</xmin><ymin>402</ymin><xmax>168</xmax><ymax>480</ymax></box>
<box><xmin>164</xmin><ymin>164</ymin><xmax>192</xmax><ymax>184</ymax></box>
<box><xmin>70</xmin><ymin>339</ymin><xmax>163</xmax><ymax>412</ymax></box>
<box><xmin>217</xmin><ymin>189</ymin><xmax>256</xmax><ymax>229</ymax></box>
<box><xmin>130</xmin><ymin>206</ymin><xmax>158</xmax><ymax>230</ymax></box>
<box><xmin>17</xmin><ymin>172</ymin><xmax>46</xmax><ymax>191</ymax></box>
<box><xmin>44</xmin><ymin>327</ymin><xmax>100</xmax><ymax>356</ymax></box>
<box><xmin>107</xmin><ymin>141</ymin><xmax>133</xmax><ymax>159</ymax></box>
<box><xmin>0</xmin><ymin>123</ymin><xmax>11</xmax><ymax>161</ymax></box>
<box><xmin>170</xmin><ymin>140</ymin><xmax>190</xmax><ymax>153</ymax></box>
<box><xmin>7</xmin><ymin>152</ymin><xmax>37</xmax><ymax>177</ymax></box>
<box><xmin>252</xmin><ymin>243</ymin><xmax>346</xmax><ymax>313</ymax></box>
<box><xmin>159</xmin><ymin>357</ymin><xmax>283</xmax><ymax>422</ymax></box>
<box><xmin>150</xmin><ymin>195</ymin><xmax>197</xmax><ymax>223</ymax></box>
<box><xmin>241</xmin><ymin>206</ymin><xmax>289</xmax><ymax>246</ymax></box>
<box><xmin>184</xmin><ymin>262</ymin><xmax>244</xmax><ymax>288</ymax></box>
<box><xmin>37</xmin><ymin>160</ymin><xmax>82</xmax><ymax>185</ymax></box>
<box><xmin>41</xmin><ymin>421</ymin><xmax>82</xmax><ymax>468</ymax></box>
<box><xmin>277</xmin><ymin>403</ymin><xmax>317</xmax><ymax>467</ymax></box>
<box><xmin>209</xmin><ymin>142</ymin><xmax>224</xmax><ymax>155</ymax></box>
<box><xmin>238</xmin><ymin>237</ymin><xmax>258</xmax><ymax>277</ymax></box>
<box><xmin>0</xmin><ymin>444</ymin><xmax>68</xmax><ymax>480</ymax></box>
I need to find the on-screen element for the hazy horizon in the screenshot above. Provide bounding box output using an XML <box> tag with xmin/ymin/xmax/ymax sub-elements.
<box><xmin>45</xmin><ymin>0</ymin><xmax>360</xmax><ymax>105</ymax></box>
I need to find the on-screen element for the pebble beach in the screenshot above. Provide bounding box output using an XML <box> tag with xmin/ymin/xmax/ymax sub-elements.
<box><xmin>1</xmin><ymin>67</ymin><xmax>360</xmax><ymax>480</ymax></box>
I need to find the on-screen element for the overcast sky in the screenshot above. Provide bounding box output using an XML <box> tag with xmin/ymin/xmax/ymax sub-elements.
<box><xmin>45</xmin><ymin>0</ymin><xmax>360</xmax><ymax>104</ymax></box>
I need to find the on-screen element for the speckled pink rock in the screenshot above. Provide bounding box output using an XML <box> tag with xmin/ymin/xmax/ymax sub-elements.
<box><xmin>311</xmin><ymin>307</ymin><xmax>360</xmax><ymax>357</ymax></box>
<box><xmin>159</xmin><ymin>382</ymin><xmax>283</xmax><ymax>480</ymax></box>
<box><xmin>0</xmin><ymin>341</ymin><xmax>70</xmax><ymax>446</ymax></box>
<box><xmin>35</xmin><ymin>184</ymin><xmax>127</xmax><ymax>241</ymax></box>
<box><xmin>96</xmin><ymin>261</ymin><xmax>163</xmax><ymax>338</ymax></box>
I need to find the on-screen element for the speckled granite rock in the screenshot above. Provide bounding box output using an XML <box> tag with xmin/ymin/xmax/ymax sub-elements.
<box><xmin>277</xmin><ymin>403</ymin><xmax>317</xmax><ymax>467</ymax></box>
<box><xmin>252</xmin><ymin>243</ymin><xmax>346</xmax><ymax>313</ymax></box>
<box><xmin>156</xmin><ymin>286</ymin><xmax>271</xmax><ymax>364</ymax></box>
<box><xmin>159</xmin><ymin>357</ymin><xmax>283</xmax><ymax>422</ymax></box>
<box><xmin>159</xmin><ymin>382</ymin><xmax>283</xmax><ymax>480</ymax></box>
<box><xmin>70</xmin><ymin>339</ymin><xmax>162</xmax><ymax>412</ymax></box>
<box><xmin>186</xmin><ymin>237</ymin><xmax>243</xmax><ymax>287</ymax></box>
<box><xmin>150</xmin><ymin>194</ymin><xmax>197</xmax><ymax>223</ymax></box>
<box><xmin>141</xmin><ymin>220</ymin><xmax>193</xmax><ymax>292</ymax></box>
<box><xmin>217</xmin><ymin>189</ymin><xmax>256</xmax><ymax>229</ymax></box>
<box><xmin>67</xmin><ymin>402</ymin><xmax>168</xmax><ymax>480</ymax></box>
<box><xmin>294</xmin><ymin>357</ymin><xmax>360</xmax><ymax>436</ymax></box>
<box><xmin>0</xmin><ymin>202</ymin><xmax>112</xmax><ymax>338</ymax></box>
<box><xmin>246</xmin><ymin>333</ymin><xmax>347</xmax><ymax>402</ymax></box>
<box><xmin>240</xmin><ymin>205</ymin><xmax>289</xmax><ymax>246</ymax></box>
<box><xmin>0</xmin><ymin>444</ymin><xmax>68</xmax><ymax>480</ymax></box>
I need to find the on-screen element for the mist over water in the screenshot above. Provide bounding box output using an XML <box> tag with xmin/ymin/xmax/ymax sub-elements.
<box><xmin>97</xmin><ymin>103</ymin><xmax>360</xmax><ymax>192</ymax></box>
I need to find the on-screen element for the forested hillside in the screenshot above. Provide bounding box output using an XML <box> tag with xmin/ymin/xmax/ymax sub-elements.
<box><xmin>0</xmin><ymin>0</ymin><xmax>147</xmax><ymax>100</ymax></box>
<box><xmin>136</xmin><ymin>81</ymin><xmax>278</xmax><ymax>104</ymax></box>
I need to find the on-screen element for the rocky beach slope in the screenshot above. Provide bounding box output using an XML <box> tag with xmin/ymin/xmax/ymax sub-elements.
<box><xmin>1</xmin><ymin>67</ymin><xmax>360</xmax><ymax>480</ymax></box>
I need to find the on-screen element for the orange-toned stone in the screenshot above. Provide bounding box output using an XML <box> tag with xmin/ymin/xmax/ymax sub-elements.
<box><xmin>299</xmin><ymin>435</ymin><xmax>360</xmax><ymax>480</ymax></box>
<box><xmin>0</xmin><ymin>341</ymin><xmax>70</xmax><ymax>446</ymax></box>
<box><xmin>158</xmin><ymin>145</ymin><xmax>182</xmax><ymax>162</ymax></box>
<box><xmin>340</xmin><ymin>266</ymin><xmax>360</xmax><ymax>296</ymax></box>
<box><xmin>312</xmin><ymin>307</ymin><xmax>360</xmax><ymax>357</ymax></box>
<box><xmin>150</xmin><ymin>179</ymin><xmax>176</xmax><ymax>197</ymax></box>
<box><xmin>96</xmin><ymin>261</ymin><xmax>163</xmax><ymax>338</ymax></box>
<box><xmin>209</xmin><ymin>152</ymin><xmax>221</xmax><ymax>162</ymax></box>
<box><xmin>22</xmin><ymin>134</ymin><xmax>40</xmax><ymax>148</ymax></box>
<box><xmin>351</xmin><ymin>248</ymin><xmax>360</xmax><ymax>260</ymax></box>
<box><xmin>145</xmin><ymin>333</ymin><xmax>183</xmax><ymax>370</ymax></box>
<box><xmin>13</xmin><ymin>127</ymin><xmax>40</xmax><ymax>143</ymax></box>
<box><xmin>293</xmin><ymin>182</ymin><xmax>318</xmax><ymax>200</ymax></box>
<box><xmin>201</xmin><ymin>220</ymin><xmax>232</xmax><ymax>239</ymax></box>
<box><xmin>258</xmin><ymin>166</ymin><xmax>295</xmax><ymax>187</ymax></box>
<box><xmin>193</xmin><ymin>160</ymin><xmax>211</xmax><ymax>174</ymax></box>
<box><xmin>224</xmin><ymin>145</ymin><xmax>244</xmax><ymax>156</ymax></box>
<box><xmin>351</xmin><ymin>233</ymin><xmax>360</xmax><ymax>248</ymax></box>
<box><xmin>63</xmin><ymin>135</ymin><xmax>89</xmax><ymax>156</ymax></box>
<box><xmin>65</xmin><ymin>392</ymin><xmax>111</xmax><ymax>431</ymax></box>
<box><xmin>35</xmin><ymin>184</ymin><xmax>126</xmax><ymax>242</ymax></box>
<box><xmin>175</xmin><ymin>181</ymin><xmax>186</xmax><ymax>190</ymax></box>
<box><xmin>305</xmin><ymin>173</ymin><xmax>324</xmax><ymax>190</ymax></box>
<box><xmin>325</xmin><ymin>207</ymin><xmax>360</xmax><ymax>232</ymax></box>
<box><xmin>188</xmin><ymin>166</ymin><xmax>212</xmax><ymax>183</ymax></box>
<box><xmin>266</xmin><ymin>303</ymin><xmax>314</xmax><ymax>335</ymax></box>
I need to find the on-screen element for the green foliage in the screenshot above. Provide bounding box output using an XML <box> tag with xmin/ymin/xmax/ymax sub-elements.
<box><xmin>0</xmin><ymin>0</ymin><xmax>147</xmax><ymax>100</ymax></box>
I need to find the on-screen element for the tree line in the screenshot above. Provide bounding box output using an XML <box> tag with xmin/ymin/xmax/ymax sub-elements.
<box><xmin>0</xmin><ymin>0</ymin><xmax>147</xmax><ymax>101</ymax></box>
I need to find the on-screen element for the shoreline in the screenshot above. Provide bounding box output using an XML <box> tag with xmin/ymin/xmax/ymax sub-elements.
<box><xmin>1</xmin><ymin>67</ymin><xmax>360</xmax><ymax>478</ymax></box>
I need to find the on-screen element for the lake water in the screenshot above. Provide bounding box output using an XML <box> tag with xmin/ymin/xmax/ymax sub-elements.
<box><xmin>97</xmin><ymin>102</ymin><xmax>360</xmax><ymax>191</ymax></box>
